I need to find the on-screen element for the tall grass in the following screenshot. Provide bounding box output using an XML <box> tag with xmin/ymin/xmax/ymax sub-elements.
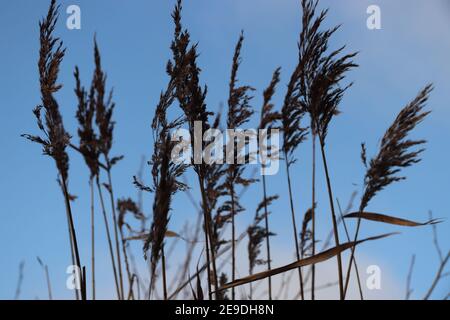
<box><xmin>73</xmin><ymin>41</ymin><xmax>122</xmax><ymax>300</ymax></box>
<box><xmin>22</xmin><ymin>0</ymin><xmax>85</xmax><ymax>300</ymax></box>
<box><xmin>280</xmin><ymin>34</ymin><xmax>308</xmax><ymax>301</ymax></box>
<box><xmin>226</xmin><ymin>32</ymin><xmax>255</xmax><ymax>300</ymax></box>
<box><xmin>257</xmin><ymin>68</ymin><xmax>282</xmax><ymax>299</ymax></box>
<box><xmin>21</xmin><ymin>0</ymin><xmax>447</xmax><ymax>301</ymax></box>
<box><xmin>298</xmin><ymin>0</ymin><xmax>358</xmax><ymax>299</ymax></box>
<box><xmin>169</xmin><ymin>0</ymin><xmax>218</xmax><ymax>299</ymax></box>
<box><xmin>343</xmin><ymin>85</ymin><xmax>433</xmax><ymax>297</ymax></box>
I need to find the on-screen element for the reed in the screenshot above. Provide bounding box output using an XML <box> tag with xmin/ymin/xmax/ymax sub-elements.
<box><xmin>258</xmin><ymin>68</ymin><xmax>282</xmax><ymax>299</ymax></box>
<box><xmin>22</xmin><ymin>0</ymin><xmax>85</xmax><ymax>300</ymax></box>
<box><xmin>280</xmin><ymin>29</ymin><xmax>309</xmax><ymax>301</ymax></box>
<box><xmin>247</xmin><ymin>196</ymin><xmax>277</xmax><ymax>299</ymax></box>
<box><xmin>167</xmin><ymin>0</ymin><xmax>218</xmax><ymax>299</ymax></box>
<box><xmin>226</xmin><ymin>32</ymin><xmax>255</xmax><ymax>300</ymax></box>
<box><xmin>90</xmin><ymin>40</ymin><xmax>125</xmax><ymax>299</ymax></box>
<box><xmin>298</xmin><ymin>0</ymin><xmax>358</xmax><ymax>299</ymax></box>
<box><xmin>135</xmin><ymin>44</ymin><xmax>188</xmax><ymax>298</ymax></box>
<box><xmin>74</xmin><ymin>65</ymin><xmax>99</xmax><ymax>299</ymax></box>
<box><xmin>117</xmin><ymin>198</ymin><xmax>145</xmax><ymax>299</ymax></box>
<box><xmin>73</xmin><ymin>41</ymin><xmax>124</xmax><ymax>300</ymax></box>
<box><xmin>144</xmin><ymin>127</ymin><xmax>187</xmax><ymax>298</ymax></box>
<box><xmin>343</xmin><ymin>85</ymin><xmax>433</xmax><ymax>297</ymax></box>
<box><xmin>22</xmin><ymin>0</ymin><xmax>446</xmax><ymax>301</ymax></box>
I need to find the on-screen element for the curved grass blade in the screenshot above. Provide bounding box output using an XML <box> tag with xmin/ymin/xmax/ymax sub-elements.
<box><xmin>215</xmin><ymin>233</ymin><xmax>398</xmax><ymax>292</ymax></box>
<box><xmin>344</xmin><ymin>212</ymin><xmax>443</xmax><ymax>227</ymax></box>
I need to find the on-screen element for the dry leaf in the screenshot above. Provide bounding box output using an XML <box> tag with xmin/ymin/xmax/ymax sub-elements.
<box><xmin>216</xmin><ymin>233</ymin><xmax>397</xmax><ymax>292</ymax></box>
<box><xmin>344</xmin><ymin>212</ymin><xmax>442</xmax><ymax>227</ymax></box>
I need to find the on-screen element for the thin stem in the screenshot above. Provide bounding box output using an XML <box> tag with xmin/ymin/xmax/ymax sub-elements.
<box><xmin>311</xmin><ymin>135</ymin><xmax>316</xmax><ymax>300</ymax></box>
<box><xmin>44</xmin><ymin>265</ymin><xmax>52</xmax><ymax>300</ymax></box>
<box><xmin>96</xmin><ymin>176</ymin><xmax>121</xmax><ymax>299</ymax></box>
<box><xmin>61</xmin><ymin>175</ymin><xmax>85</xmax><ymax>300</ymax></box>
<box><xmin>127</xmin><ymin>275</ymin><xmax>135</xmax><ymax>300</ymax></box>
<box><xmin>262</xmin><ymin>174</ymin><xmax>272</xmax><ymax>300</ymax></box>
<box><xmin>62</xmin><ymin>190</ymin><xmax>78</xmax><ymax>301</ymax></box>
<box><xmin>136</xmin><ymin>275</ymin><xmax>141</xmax><ymax>300</ymax></box>
<box><xmin>429</xmin><ymin>211</ymin><xmax>443</xmax><ymax>262</ymax></box>
<box><xmin>119</xmin><ymin>224</ymin><xmax>133</xmax><ymax>299</ymax></box>
<box><xmin>343</xmin><ymin>218</ymin><xmax>361</xmax><ymax>297</ymax></box>
<box><xmin>106</xmin><ymin>167</ymin><xmax>125</xmax><ymax>299</ymax></box>
<box><xmin>406</xmin><ymin>254</ymin><xmax>415</xmax><ymax>300</ymax></box>
<box><xmin>284</xmin><ymin>156</ymin><xmax>304</xmax><ymax>299</ymax></box>
<box><xmin>337</xmin><ymin>199</ymin><xmax>363</xmax><ymax>300</ymax></box>
<box><xmin>197</xmin><ymin>174</ymin><xmax>217</xmax><ymax>299</ymax></box>
<box><xmin>89</xmin><ymin>177</ymin><xmax>96</xmax><ymax>300</ymax></box>
<box><xmin>424</xmin><ymin>251</ymin><xmax>450</xmax><ymax>300</ymax></box>
<box><xmin>317</xmin><ymin>133</ymin><xmax>344</xmax><ymax>300</ymax></box>
<box><xmin>168</xmin><ymin>224</ymin><xmax>249</xmax><ymax>300</ymax></box>
<box><xmin>161</xmin><ymin>245</ymin><xmax>168</xmax><ymax>300</ymax></box>
<box><xmin>230</xmin><ymin>182</ymin><xmax>236</xmax><ymax>300</ymax></box>
<box><xmin>81</xmin><ymin>266</ymin><xmax>87</xmax><ymax>300</ymax></box>
<box><xmin>14</xmin><ymin>262</ymin><xmax>24</xmax><ymax>300</ymax></box>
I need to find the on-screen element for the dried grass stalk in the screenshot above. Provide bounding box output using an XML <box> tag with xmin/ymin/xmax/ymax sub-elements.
<box><xmin>90</xmin><ymin>40</ymin><xmax>125</xmax><ymax>299</ymax></box>
<box><xmin>168</xmin><ymin>0</ymin><xmax>218</xmax><ymax>298</ymax></box>
<box><xmin>258</xmin><ymin>68</ymin><xmax>282</xmax><ymax>299</ymax></box>
<box><xmin>22</xmin><ymin>0</ymin><xmax>85</xmax><ymax>300</ymax></box>
<box><xmin>298</xmin><ymin>0</ymin><xmax>358</xmax><ymax>299</ymax></box>
<box><xmin>344</xmin><ymin>85</ymin><xmax>433</xmax><ymax>297</ymax></box>
<box><xmin>247</xmin><ymin>196</ymin><xmax>277</xmax><ymax>299</ymax></box>
<box><xmin>226</xmin><ymin>31</ymin><xmax>256</xmax><ymax>300</ymax></box>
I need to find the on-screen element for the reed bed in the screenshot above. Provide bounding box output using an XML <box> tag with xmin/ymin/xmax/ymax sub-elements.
<box><xmin>20</xmin><ymin>0</ymin><xmax>449</xmax><ymax>301</ymax></box>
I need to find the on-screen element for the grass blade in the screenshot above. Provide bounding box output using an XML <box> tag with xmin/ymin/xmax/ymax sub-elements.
<box><xmin>216</xmin><ymin>233</ymin><xmax>397</xmax><ymax>292</ymax></box>
<box><xmin>344</xmin><ymin>212</ymin><xmax>442</xmax><ymax>227</ymax></box>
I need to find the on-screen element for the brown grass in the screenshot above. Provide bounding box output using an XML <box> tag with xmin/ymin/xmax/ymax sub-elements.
<box><xmin>344</xmin><ymin>85</ymin><xmax>433</xmax><ymax>297</ymax></box>
<box><xmin>22</xmin><ymin>0</ymin><xmax>85</xmax><ymax>300</ymax></box>
<box><xmin>21</xmin><ymin>0</ymin><xmax>448</xmax><ymax>301</ymax></box>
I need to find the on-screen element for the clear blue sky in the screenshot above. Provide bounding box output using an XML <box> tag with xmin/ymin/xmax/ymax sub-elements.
<box><xmin>0</xmin><ymin>0</ymin><xmax>449</xmax><ymax>299</ymax></box>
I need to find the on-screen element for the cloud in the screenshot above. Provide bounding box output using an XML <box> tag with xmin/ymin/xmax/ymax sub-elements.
<box><xmin>233</xmin><ymin>242</ymin><xmax>404</xmax><ymax>300</ymax></box>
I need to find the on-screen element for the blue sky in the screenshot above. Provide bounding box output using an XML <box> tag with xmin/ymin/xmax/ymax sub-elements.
<box><xmin>0</xmin><ymin>0</ymin><xmax>449</xmax><ymax>299</ymax></box>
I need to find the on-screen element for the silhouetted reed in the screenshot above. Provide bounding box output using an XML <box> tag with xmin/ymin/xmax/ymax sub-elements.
<box><xmin>258</xmin><ymin>68</ymin><xmax>282</xmax><ymax>299</ymax></box>
<box><xmin>225</xmin><ymin>32</ymin><xmax>256</xmax><ymax>300</ymax></box>
<box><xmin>344</xmin><ymin>85</ymin><xmax>433</xmax><ymax>297</ymax></box>
<box><xmin>298</xmin><ymin>0</ymin><xmax>358</xmax><ymax>299</ymax></box>
<box><xmin>22</xmin><ymin>0</ymin><xmax>444</xmax><ymax>302</ymax></box>
<box><xmin>22</xmin><ymin>0</ymin><xmax>85</xmax><ymax>300</ymax></box>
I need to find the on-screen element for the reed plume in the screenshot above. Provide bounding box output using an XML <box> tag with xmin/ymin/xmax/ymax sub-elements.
<box><xmin>74</xmin><ymin>66</ymin><xmax>100</xmax><ymax>179</ymax></box>
<box><xmin>202</xmin><ymin>112</ymin><xmax>232</xmax><ymax>300</ymax></box>
<box><xmin>74</xmin><ymin>65</ymin><xmax>99</xmax><ymax>300</ymax></box>
<box><xmin>144</xmin><ymin>114</ymin><xmax>187</xmax><ymax>299</ymax></box>
<box><xmin>168</xmin><ymin>0</ymin><xmax>218</xmax><ymax>298</ymax></box>
<box><xmin>90</xmin><ymin>39</ymin><xmax>126</xmax><ymax>299</ymax></box>
<box><xmin>258</xmin><ymin>68</ymin><xmax>282</xmax><ymax>299</ymax></box>
<box><xmin>226</xmin><ymin>31</ymin><xmax>256</xmax><ymax>300</ymax></box>
<box><xmin>344</xmin><ymin>85</ymin><xmax>433</xmax><ymax>297</ymax></box>
<box><xmin>73</xmin><ymin>41</ymin><xmax>123</xmax><ymax>299</ymax></box>
<box><xmin>280</xmin><ymin>5</ymin><xmax>310</xmax><ymax>298</ymax></box>
<box><xmin>134</xmin><ymin>35</ymin><xmax>188</xmax><ymax>298</ymax></box>
<box><xmin>247</xmin><ymin>196</ymin><xmax>277</xmax><ymax>299</ymax></box>
<box><xmin>300</xmin><ymin>205</ymin><xmax>315</xmax><ymax>259</ymax></box>
<box><xmin>22</xmin><ymin>0</ymin><xmax>85</xmax><ymax>300</ymax></box>
<box><xmin>117</xmin><ymin>198</ymin><xmax>145</xmax><ymax>299</ymax></box>
<box><xmin>205</xmin><ymin>113</ymin><xmax>228</xmax><ymax>256</ymax></box>
<box><xmin>298</xmin><ymin>0</ymin><xmax>358</xmax><ymax>299</ymax></box>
